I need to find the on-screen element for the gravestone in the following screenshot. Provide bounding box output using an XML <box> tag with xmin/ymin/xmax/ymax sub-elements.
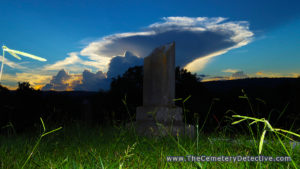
<box><xmin>129</xmin><ymin>42</ymin><xmax>194</xmax><ymax>137</ymax></box>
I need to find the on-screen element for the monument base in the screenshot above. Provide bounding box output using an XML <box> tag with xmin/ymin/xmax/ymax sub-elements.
<box><xmin>126</xmin><ymin>106</ymin><xmax>195</xmax><ymax>137</ymax></box>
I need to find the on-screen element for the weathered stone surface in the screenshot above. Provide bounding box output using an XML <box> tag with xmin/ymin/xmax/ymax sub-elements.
<box><xmin>128</xmin><ymin>42</ymin><xmax>194</xmax><ymax>137</ymax></box>
<box><xmin>136</xmin><ymin>106</ymin><xmax>182</xmax><ymax>122</ymax></box>
<box><xmin>127</xmin><ymin>121</ymin><xmax>195</xmax><ymax>137</ymax></box>
<box><xmin>143</xmin><ymin>42</ymin><xmax>175</xmax><ymax>106</ymax></box>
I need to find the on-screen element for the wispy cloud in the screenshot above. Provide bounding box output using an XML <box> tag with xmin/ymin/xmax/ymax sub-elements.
<box><xmin>201</xmin><ymin>76</ymin><xmax>231</xmax><ymax>82</ymax></box>
<box><xmin>222</xmin><ymin>69</ymin><xmax>240</xmax><ymax>73</ymax></box>
<box><xmin>44</xmin><ymin>52</ymin><xmax>81</xmax><ymax>70</ymax></box>
<box><xmin>202</xmin><ymin>69</ymin><xmax>249</xmax><ymax>82</ymax></box>
<box><xmin>43</xmin><ymin>52</ymin><xmax>108</xmax><ymax>73</ymax></box>
<box><xmin>0</xmin><ymin>56</ymin><xmax>27</xmax><ymax>70</ymax></box>
<box><xmin>256</xmin><ymin>71</ymin><xmax>300</xmax><ymax>78</ymax></box>
<box><xmin>202</xmin><ymin>70</ymin><xmax>300</xmax><ymax>82</ymax></box>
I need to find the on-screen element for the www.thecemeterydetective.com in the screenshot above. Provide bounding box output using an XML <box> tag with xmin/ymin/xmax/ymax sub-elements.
<box><xmin>166</xmin><ymin>155</ymin><xmax>291</xmax><ymax>162</ymax></box>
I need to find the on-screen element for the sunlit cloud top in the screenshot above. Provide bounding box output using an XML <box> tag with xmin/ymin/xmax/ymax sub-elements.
<box><xmin>79</xmin><ymin>17</ymin><xmax>254</xmax><ymax>75</ymax></box>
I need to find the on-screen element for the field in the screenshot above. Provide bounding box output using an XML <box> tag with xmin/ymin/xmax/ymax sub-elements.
<box><xmin>1</xmin><ymin>117</ymin><xmax>299</xmax><ymax>169</ymax></box>
<box><xmin>1</xmin><ymin>79</ymin><xmax>300</xmax><ymax>168</ymax></box>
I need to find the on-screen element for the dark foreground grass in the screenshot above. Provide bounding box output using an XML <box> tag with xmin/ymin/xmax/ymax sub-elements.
<box><xmin>0</xmin><ymin>121</ymin><xmax>299</xmax><ymax>169</ymax></box>
<box><xmin>1</xmin><ymin>91</ymin><xmax>299</xmax><ymax>168</ymax></box>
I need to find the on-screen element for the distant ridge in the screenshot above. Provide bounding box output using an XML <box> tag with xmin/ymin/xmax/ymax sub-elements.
<box><xmin>202</xmin><ymin>77</ymin><xmax>300</xmax><ymax>93</ymax></box>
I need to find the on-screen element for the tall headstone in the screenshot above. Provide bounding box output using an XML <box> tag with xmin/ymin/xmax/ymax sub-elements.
<box><xmin>143</xmin><ymin>42</ymin><xmax>175</xmax><ymax>107</ymax></box>
<box><xmin>130</xmin><ymin>42</ymin><xmax>194</xmax><ymax>137</ymax></box>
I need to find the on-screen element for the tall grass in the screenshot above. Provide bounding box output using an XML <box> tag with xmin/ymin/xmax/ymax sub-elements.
<box><xmin>21</xmin><ymin>118</ymin><xmax>62</xmax><ymax>169</ymax></box>
<box><xmin>232</xmin><ymin>115</ymin><xmax>300</xmax><ymax>168</ymax></box>
<box><xmin>0</xmin><ymin>90</ymin><xmax>299</xmax><ymax>168</ymax></box>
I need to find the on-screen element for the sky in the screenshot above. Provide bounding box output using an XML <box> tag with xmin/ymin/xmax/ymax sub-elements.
<box><xmin>0</xmin><ymin>0</ymin><xmax>299</xmax><ymax>91</ymax></box>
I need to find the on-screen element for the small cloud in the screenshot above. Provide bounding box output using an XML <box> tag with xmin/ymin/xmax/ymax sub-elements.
<box><xmin>201</xmin><ymin>76</ymin><xmax>230</xmax><ymax>82</ymax></box>
<box><xmin>201</xmin><ymin>70</ymin><xmax>248</xmax><ymax>82</ymax></box>
<box><xmin>222</xmin><ymin>69</ymin><xmax>240</xmax><ymax>73</ymax></box>
<box><xmin>256</xmin><ymin>71</ymin><xmax>283</xmax><ymax>77</ymax></box>
<box><xmin>256</xmin><ymin>71</ymin><xmax>263</xmax><ymax>76</ymax></box>
<box><xmin>222</xmin><ymin>69</ymin><xmax>248</xmax><ymax>79</ymax></box>
<box><xmin>255</xmin><ymin>71</ymin><xmax>300</xmax><ymax>78</ymax></box>
<box><xmin>231</xmin><ymin>71</ymin><xmax>248</xmax><ymax>79</ymax></box>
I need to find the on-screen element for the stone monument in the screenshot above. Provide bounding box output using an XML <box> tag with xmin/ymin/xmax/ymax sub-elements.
<box><xmin>130</xmin><ymin>42</ymin><xmax>194</xmax><ymax>137</ymax></box>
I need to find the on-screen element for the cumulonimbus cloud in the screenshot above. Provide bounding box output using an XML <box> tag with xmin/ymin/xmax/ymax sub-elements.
<box><xmin>107</xmin><ymin>51</ymin><xmax>143</xmax><ymax>78</ymax></box>
<box><xmin>42</xmin><ymin>69</ymin><xmax>110</xmax><ymax>91</ymax></box>
<box><xmin>40</xmin><ymin>16</ymin><xmax>254</xmax><ymax>91</ymax></box>
<box><xmin>80</xmin><ymin>16</ymin><xmax>254</xmax><ymax>74</ymax></box>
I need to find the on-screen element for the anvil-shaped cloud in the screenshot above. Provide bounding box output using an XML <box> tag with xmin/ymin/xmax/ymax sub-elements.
<box><xmin>80</xmin><ymin>17</ymin><xmax>253</xmax><ymax>74</ymax></box>
<box><xmin>41</xmin><ymin>16</ymin><xmax>253</xmax><ymax>91</ymax></box>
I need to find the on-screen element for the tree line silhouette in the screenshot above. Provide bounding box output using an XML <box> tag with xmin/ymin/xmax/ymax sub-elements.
<box><xmin>0</xmin><ymin>67</ymin><xmax>299</xmax><ymax>135</ymax></box>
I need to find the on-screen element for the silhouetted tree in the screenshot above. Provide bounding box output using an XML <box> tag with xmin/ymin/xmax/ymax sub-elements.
<box><xmin>0</xmin><ymin>84</ymin><xmax>10</xmax><ymax>131</ymax></box>
<box><xmin>0</xmin><ymin>84</ymin><xmax>9</xmax><ymax>93</ymax></box>
<box><xmin>13</xmin><ymin>82</ymin><xmax>42</xmax><ymax>132</ymax></box>
<box><xmin>174</xmin><ymin>66</ymin><xmax>211</xmax><ymax>125</ymax></box>
<box><xmin>16</xmin><ymin>82</ymin><xmax>35</xmax><ymax>92</ymax></box>
<box><xmin>108</xmin><ymin>66</ymin><xmax>143</xmax><ymax>123</ymax></box>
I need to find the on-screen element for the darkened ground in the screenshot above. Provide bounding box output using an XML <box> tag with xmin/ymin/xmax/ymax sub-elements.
<box><xmin>0</xmin><ymin>66</ymin><xmax>299</xmax><ymax>136</ymax></box>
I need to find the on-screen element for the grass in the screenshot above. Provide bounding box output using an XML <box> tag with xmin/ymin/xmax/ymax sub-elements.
<box><xmin>0</xmin><ymin>91</ymin><xmax>299</xmax><ymax>168</ymax></box>
<box><xmin>0</xmin><ymin>121</ymin><xmax>299</xmax><ymax>168</ymax></box>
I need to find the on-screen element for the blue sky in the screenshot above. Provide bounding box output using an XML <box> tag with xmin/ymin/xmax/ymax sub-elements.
<box><xmin>0</xmin><ymin>0</ymin><xmax>299</xmax><ymax>91</ymax></box>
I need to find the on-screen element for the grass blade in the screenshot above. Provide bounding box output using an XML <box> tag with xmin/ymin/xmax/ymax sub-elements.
<box><xmin>41</xmin><ymin>127</ymin><xmax>63</xmax><ymax>137</ymax></box>
<box><xmin>259</xmin><ymin>129</ymin><xmax>267</xmax><ymax>154</ymax></box>
<box><xmin>183</xmin><ymin>95</ymin><xmax>191</xmax><ymax>103</ymax></box>
<box><xmin>274</xmin><ymin>128</ymin><xmax>300</xmax><ymax>138</ymax></box>
<box><xmin>7</xmin><ymin>51</ymin><xmax>21</xmax><ymax>60</ymax></box>
<box><xmin>232</xmin><ymin>118</ymin><xmax>247</xmax><ymax>125</ymax></box>
<box><xmin>40</xmin><ymin>117</ymin><xmax>46</xmax><ymax>132</ymax></box>
<box><xmin>4</xmin><ymin>48</ymin><xmax>47</xmax><ymax>61</ymax></box>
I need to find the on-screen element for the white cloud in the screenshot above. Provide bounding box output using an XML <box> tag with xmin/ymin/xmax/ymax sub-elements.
<box><xmin>79</xmin><ymin>16</ymin><xmax>254</xmax><ymax>75</ymax></box>
<box><xmin>44</xmin><ymin>52</ymin><xmax>82</xmax><ymax>70</ymax></box>
<box><xmin>222</xmin><ymin>69</ymin><xmax>240</xmax><ymax>73</ymax></box>
<box><xmin>185</xmin><ymin>50</ymin><xmax>228</xmax><ymax>72</ymax></box>
<box><xmin>43</xmin><ymin>52</ymin><xmax>108</xmax><ymax>73</ymax></box>
<box><xmin>149</xmin><ymin>17</ymin><xmax>226</xmax><ymax>31</ymax></box>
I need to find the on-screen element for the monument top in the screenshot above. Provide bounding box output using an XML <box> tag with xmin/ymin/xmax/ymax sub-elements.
<box><xmin>142</xmin><ymin>42</ymin><xmax>175</xmax><ymax>107</ymax></box>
